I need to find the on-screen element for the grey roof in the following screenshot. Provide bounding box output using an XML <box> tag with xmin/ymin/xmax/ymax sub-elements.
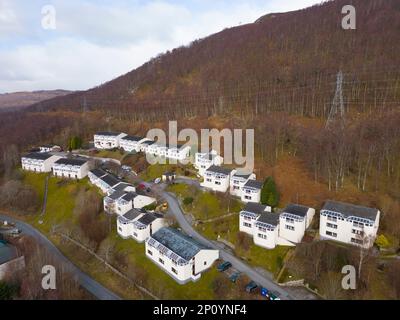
<box><xmin>90</xmin><ymin>168</ymin><xmax>107</xmax><ymax>178</ymax></box>
<box><xmin>243</xmin><ymin>180</ymin><xmax>263</xmax><ymax>189</ymax></box>
<box><xmin>233</xmin><ymin>172</ymin><xmax>253</xmax><ymax>180</ymax></box>
<box><xmin>121</xmin><ymin>135</ymin><xmax>143</xmax><ymax>142</ymax></box>
<box><xmin>137</xmin><ymin>212</ymin><xmax>163</xmax><ymax>226</ymax></box>
<box><xmin>95</xmin><ymin>132</ymin><xmax>121</xmax><ymax>136</ymax></box>
<box><xmin>22</xmin><ymin>152</ymin><xmax>53</xmax><ymax>160</ymax></box>
<box><xmin>0</xmin><ymin>241</ymin><xmax>17</xmax><ymax>265</ymax></box>
<box><xmin>206</xmin><ymin>165</ymin><xmax>232</xmax><ymax>175</ymax></box>
<box><xmin>282</xmin><ymin>204</ymin><xmax>310</xmax><ymax>217</ymax></box>
<box><xmin>141</xmin><ymin>140</ymin><xmax>155</xmax><ymax>146</ymax></box>
<box><xmin>322</xmin><ymin>201</ymin><xmax>379</xmax><ymax>221</ymax></box>
<box><xmin>121</xmin><ymin>208</ymin><xmax>144</xmax><ymax>221</ymax></box>
<box><xmin>151</xmin><ymin>227</ymin><xmax>208</xmax><ymax>261</ymax></box>
<box><xmin>55</xmin><ymin>158</ymin><xmax>88</xmax><ymax>166</ymax></box>
<box><xmin>242</xmin><ymin>202</ymin><xmax>269</xmax><ymax>215</ymax></box>
<box><xmin>257</xmin><ymin>212</ymin><xmax>280</xmax><ymax>227</ymax></box>
<box><xmin>112</xmin><ymin>182</ymin><xmax>132</xmax><ymax>192</ymax></box>
<box><xmin>108</xmin><ymin>190</ymin><xmax>127</xmax><ymax>200</ymax></box>
<box><xmin>121</xmin><ymin>192</ymin><xmax>138</xmax><ymax>201</ymax></box>
<box><xmin>100</xmin><ymin>174</ymin><xmax>121</xmax><ymax>187</ymax></box>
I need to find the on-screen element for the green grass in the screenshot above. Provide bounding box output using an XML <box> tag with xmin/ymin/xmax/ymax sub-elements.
<box><xmin>95</xmin><ymin>149</ymin><xmax>125</xmax><ymax>161</ymax></box>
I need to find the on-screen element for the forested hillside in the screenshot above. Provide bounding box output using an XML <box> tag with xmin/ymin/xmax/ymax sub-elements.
<box><xmin>28</xmin><ymin>0</ymin><xmax>400</xmax><ymax>121</ymax></box>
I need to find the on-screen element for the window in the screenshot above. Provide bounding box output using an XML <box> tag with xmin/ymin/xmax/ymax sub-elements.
<box><xmin>171</xmin><ymin>267</ymin><xmax>178</xmax><ymax>274</ymax></box>
<box><xmin>285</xmin><ymin>225</ymin><xmax>295</xmax><ymax>231</ymax></box>
<box><xmin>327</xmin><ymin>223</ymin><xmax>338</xmax><ymax>229</ymax></box>
<box><xmin>258</xmin><ymin>226</ymin><xmax>267</xmax><ymax>232</ymax></box>
<box><xmin>215</xmin><ymin>181</ymin><xmax>221</xmax><ymax>185</ymax></box>
<box><xmin>353</xmin><ymin>221</ymin><xmax>364</xmax><ymax>228</ymax></box>
<box><xmin>159</xmin><ymin>258</ymin><xmax>164</xmax><ymax>265</ymax></box>
<box><xmin>233</xmin><ymin>186</ymin><xmax>240</xmax><ymax>190</ymax></box>
<box><xmin>326</xmin><ymin>231</ymin><xmax>337</xmax><ymax>238</ymax></box>
<box><xmin>243</xmin><ymin>222</ymin><xmax>252</xmax><ymax>228</ymax></box>
<box><xmin>351</xmin><ymin>238</ymin><xmax>363</xmax><ymax>245</ymax></box>
<box><xmin>206</xmin><ymin>178</ymin><xmax>212</xmax><ymax>182</ymax></box>
<box><xmin>258</xmin><ymin>233</ymin><xmax>267</xmax><ymax>239</ymax></box>
<box><xmin>286</xmin><ymin>218</ymin><xmax>295</xmax><ymax>224</ymax></box>
<box><xmin>352</xmin><ymin>229</ymin><xmax>363</xmax><ymax>236</ymax></box>
<box><xmin>204</xmin><ymin>261</ymin><xmax>207</xmax><ymax>266</ymax></box>
<box><xmin>147</xmin><ymin>250</ymin><xmax>153</xmax><ymax>256</ymax></box>
<box><xmin>245</xmin><ymin>196</ymin><xmax>251</xmax><ymax>200</ymax></box>
<box><xmin>327</xmin><ymin>216</ymin><xmax>337</xmax><ymax>222</ymax></box>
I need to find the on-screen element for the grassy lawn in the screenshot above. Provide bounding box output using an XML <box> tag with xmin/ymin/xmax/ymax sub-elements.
<box><xmin>95</xmin><ymin>149</ymin><xmax>126</xmax><ymax>161</ymax></box>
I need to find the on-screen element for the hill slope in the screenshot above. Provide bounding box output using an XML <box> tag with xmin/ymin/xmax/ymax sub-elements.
<box><xmin>30</xmin><ymin>0</ymin><xmax>400</xmax><ymax>120</ymax></box>
<box><xmin>0</xmin><ymin>90</ymin><xmax>72</xmax><ymax>111</ymax></box>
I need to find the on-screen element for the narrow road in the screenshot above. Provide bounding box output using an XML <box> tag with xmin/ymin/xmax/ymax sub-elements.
<box><xmin>0</xmin><ymin>214</ymin><xmax>121</xmax><ymax>300</ymax></box>
<box><xmin>152</xmin><ymin>186</ymin><xmax>293</xmax><ymax>300</ymax></box>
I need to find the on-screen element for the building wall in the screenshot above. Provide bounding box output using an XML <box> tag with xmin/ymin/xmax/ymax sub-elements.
<box><xmin>201</xmin><ymin>174</ymin><xmax>232</xmax><ymax>193</ymax></box>
<box><xmin>253</xmin><ymin>226</ymin><xmax>278</xmax><ymax>249</ymax></box>
<box><xmin>241</xmin><ymin>189</ymin><xmax>261</xmax><ymax>203</ymax></box>
<box><xmin>193</xmin><ymin>249</ymin><xmax>219</xmax><ymax>274</ymax></box>
<box><xmin>21</xmin><ymin>155</ymin><xmax>60</xmax><ymax>173</ymax></box>
<box><xmin>279</xmin><ymin>216</ymin><xmax>306</xmax><ymax>244</ymax></box>
<box><xmin>239</xmin><ymin>214</ymin><xmax>255</xmax><ymax>235</ymax></box>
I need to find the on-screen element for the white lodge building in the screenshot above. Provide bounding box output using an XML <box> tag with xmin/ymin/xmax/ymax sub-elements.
<box><xmin>194</xmin><ymin>150</ymin><xmax>224</xmax><ymax>176</ymax></box>
<box><xmin>21</xmin><ymin>153</ymin><xmax>61</xmax><ymax>173</ymax></box>
<box><xmin>117</xmin><ymin>209</ymin><xmax>165</xmax><ymax>242</ymax></box>
<box><xmin>103</xmin><ymin>190</ymin><xmax>155</xmax><ymax>215</ymax></box>
<box><xmin>279</xmin><ymin>204</ymin><xmax>315</xmax><ymax>244</ymax></box>
<box><xmin>230</xmin><ymin>172</ymin><xmax>256</xmax><ymax>197</ymax></box>
<box><xmin>241</xmin><ymin>180</ymin><xmax>263</xmax><ymax>203</ymax></box>
<box><xmin>52</xmin><ymin>158</ymin><xmax>90</xmax><ymax>179</ymax></box>
<box><xmin>119</xmin><ymin>135</ymin><xmax>148</xmax><ymax>153</ymax></box>
<box><xmin>239</xmin><ymin>203</ymin><xmax>315</xmax><ymax>249</ymax></box>
<box><xmin>145</xmin><ymin>227</ymin><xmax>219</xmax><ymax>284</ymax></box>
<box><xmin>201</xmin><ymin>166</ymin><xmax>235</xmax><ymax>193</ymax></box>
<box><xmin>94</xmin><ymin>132</ymin><xmax>127</xmax><ymax>149</ymax></box>
<box><xmin>319</xmin><ymin>200</ymin><xmax>380</xmax><ymax>248</ymax></box>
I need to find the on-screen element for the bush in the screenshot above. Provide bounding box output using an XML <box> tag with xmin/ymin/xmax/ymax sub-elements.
<box><xmin>0</xmin><ymin>281</ymin><xmax>19</xmax><ymax>300</ymax></box>
<box><xmin>261</xmin><ymin>176</ymin><xmax>280</xmax><ymax>208</ymax></box>
<box><xmin>183</xmin><ymin>197</ymin><xmax>194</xmax><ymax>206</ymax></box>
<box><xmin>143</xmin><ymin>202</ymin><xmax>157</xmax><ymax>211</ymax></box>
<box><xmin>375</xmin><ymin>234</ymin><xmax>390</xmax><ymax>249</ymax></box>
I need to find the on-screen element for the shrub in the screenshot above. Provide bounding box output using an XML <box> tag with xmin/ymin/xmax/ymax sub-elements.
<box><xmin>260</xmin><ymin>176</ymin><xmax>280</xmax><ymax>208</ymax></box>
<box><xmin>183</xmin><ymin>197</ymin><xmax>194</xmax><ymax>206</ymax></box>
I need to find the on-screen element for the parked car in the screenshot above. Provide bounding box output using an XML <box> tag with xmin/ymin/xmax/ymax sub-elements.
<box><xmin>261</xmin><ymin>287</ymin><xmax>270</xmax><ymax>298</ymax></box>
<box><xmin>217</xmin><ymin>261</ymin><xmax>232</xmax><ymax>272</ymax></box>
<box><xmin>245</xmin><ymin>281</ymin><xmax>258</xmax><ymax>293</ymax></box>
<box><xmin>229</xmin><ymin>272</ymin><xmax>240</xmax><ymax>283</ymax></box>
<box><xmin>269</xmin><ymin>291</ymin><xmax>281</xmax><ymax>300</ymax></box>
<box><xmin>154</xmin><ymin>178</ymin><xmax>161</xmax><ymax>184</ymax></box>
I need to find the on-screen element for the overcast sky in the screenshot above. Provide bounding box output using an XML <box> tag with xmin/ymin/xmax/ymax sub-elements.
<box><xmin>0</xmin><ymin>0</ymin><xmax>321</xmax><ymax>93</ymax></box>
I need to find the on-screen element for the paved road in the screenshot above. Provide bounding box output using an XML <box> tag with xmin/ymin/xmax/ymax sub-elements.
<box><xmin>0</xmin><ymin>214</ymin><xmax>121</xmax><ymax>300</ymax></box>
<box><xmin>152</xmin><ymin>186</ymin><xmax>294</xmax><ymax>300</ymax></box>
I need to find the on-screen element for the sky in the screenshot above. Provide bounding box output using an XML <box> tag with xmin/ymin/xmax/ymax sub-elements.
<box><xmin>0</xmin><ymin>0</ymin><xmax>322</xmax><ymax>93</ymax></box>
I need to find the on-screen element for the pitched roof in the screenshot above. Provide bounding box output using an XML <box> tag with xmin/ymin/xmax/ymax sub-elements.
<box><xmin>95</xmin><ymin>132</ymin><xmax>122</xmax><ymax>136</ymax></box>
<box><xmin>151</xmin><ymin>227</ymin><xmax>208</xmax><ymax>261</ymax></box>
<box><xmin>243</xmin><ymin>179</ymin><xmax>263</xmax><ymax>189</ymax></box>
<box><xmin>100</xmin><ymin>174</ymin><xmax>121</xmax><ymax>187</ymax></box>
<box><xmin>22</xmin><ymin>152</ymin><xmax>53</xmax><ymax>160</ymax></box>
<box><xmin>205</xmin><ymin>165</ymin><xmax>232</xmax><ymax>175</ymax></box>
<box><xmin>55</xmin><ymin>158</ymin><xmax>88</xmax><ymax>166</ymax></box>
<box><xmin>282</xmin><ymin>204</ymin><xmax>310</xmax><ymax>217</ymax></box>
<box><xmin>90</xmin><ymin>168</ymin><xmax>107</xmax><ymax>178</ymax></box>
<box><xmin>112</xmin><ymin>182</ymin><xmax>132</xmax><ymax>192</ymax></box>
<box><xmin>121</xmin><ymin>192</ymin><xmax>138</xmax><ymax>201</ymax></box>
<box><xmin>141</xmin><ymin>140</ymin><xmax>155</xmax><ymax>146</ymax></box>
<box><xmin>136</xmin><ymin>212</ymin><xmax>163</xmax><ymax>226</ymax></box>
<box><xmin>121</xmin><ymin>135</ymin><xmax>143</xmax><ymax>142</ymax></box>
<box><xmin>322</xmin><ymin>201</ymin><xmax>379</xmax><ymax>221</ymax></box>
<box><xmin>233</xmin><ymin>172</ymin><xmax>253</xmax><ymax>180</ymax></box>
<box><xmin>108</xmin><ymin>190</ymin><xmax>127</xmax><ymax>200</ymax></box>
<box><xmin>120</xmin><ymin>208</ymin><xmax>145</xmax><ymax>221</ymax></box>
<box><xmin>242</xmin><ymin>202</ymin><xmax>269</xmax><ymax>215</ymax></box>
<box><xmin>257</xmin><ymin>212</ymin><xmax>280</xmax><ymax>226</ymax></box>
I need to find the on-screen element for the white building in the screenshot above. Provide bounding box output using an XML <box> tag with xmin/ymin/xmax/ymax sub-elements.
<box><xmin>88</xmin><ymin>168</ymin><xmax>108</xmax><ymax>186</ymax></box>
<box><xmin>52</xmin><ymin>157</ymin><xmax>90</xmax><ymax>179</ymax></box>
<box><xmin>120</xmin><ymin>135</ymin><xmax>148</xmax><ymax>153</ymax></box>
<box><xmin>194</xmin><ymin>150</ymin><xmax>224</xmax><ymax>176</ymax></box>
<box><xmin>104</xmin><ymin>190</ymin><xmax>156</xmax><ymax>215</ymax></box>
<box><xmin>117</xmin><ymin>209</ymin><xmax>165</xmax><ymax>242</ymax></box>
<box><xmin>95</xmin><ymin>173</ymin><xmax>123</xmax><ymax>194</ymax></box>
<box><xmin>139</xmin><ymin>140</ymin><xmax>156</xmax><ymax>153</ymax></box>
<box><xmin>239</xmin><ymin>203</ymin><xmax>314</xmax><ymax>249</ymax></box>
<box><xmin>166</xmin><ymin>144</ymin><xmax>191</xmax><ymax>161</ymax></box>
<box><xmin>21</xmin><ymin>153</ymin><xmax>61</xmax><ymax>173</ymax></box>
<box><xmin>230</xmin><ymin>172</ymin><xmax>256</xmax><ymax>197</ymax></box>
<box><xmin>279</xmin><ymin>204</ymin><xmax>315</xmax><ymax>244</ymax></box>
<box><xmin>319</xmin><ymin>201</ymin><xmax>380</xmax><ymax>248</ymax></box>
<box><xmin>39</xmin><ymin>144</ymin><xmax>61</xmax><ymax>153</ymax></box>
<box><xmin>94</xmin><ymin>132</ymin><xmax>127</xmax><ymax>150</ymax></box>
<box><xmin>201</xmin><ymin>166</ymin><xmax>235</xmax><ymax>193</ymax></box>
<box><xmin>241</xmin><ymin>180</ymin><xmax>263</xmax><ymax>203</ymax></box>
<box><xmin>145</xmin><ymin>227</ymin><xmax>219</xmax><ymax>284</ymax></box>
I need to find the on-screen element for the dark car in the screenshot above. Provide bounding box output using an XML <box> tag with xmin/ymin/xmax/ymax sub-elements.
<box><xmin>229</xmin><ymin>272</ymin><xmax>240</xmax><ymax>283</ymax></box>
<box><xmin>217</xmin><ymin>261</ymin><xmax>232</xmax><ymax>272</ymax></box>
<box><xmin>245</xmin><ymin>281</ymin><xmax>258</xmax><ymax>293</ymax></box>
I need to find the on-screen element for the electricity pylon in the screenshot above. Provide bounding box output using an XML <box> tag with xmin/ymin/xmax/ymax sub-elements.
<box><xmin>326</xmin><ymin>71</ymin><xmax>345</xmax><ymax>129</ymax></box>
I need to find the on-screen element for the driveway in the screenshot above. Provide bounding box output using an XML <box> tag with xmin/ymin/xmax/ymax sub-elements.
<box><xmin>152</xmin><ymin>188</ymin><xmax>294</xmax><ymax>300</ymax></box>
<box><xmin>0</xmin><ymin>214</ymin><xmax>121</xmax><ymax>300</ymax></box>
